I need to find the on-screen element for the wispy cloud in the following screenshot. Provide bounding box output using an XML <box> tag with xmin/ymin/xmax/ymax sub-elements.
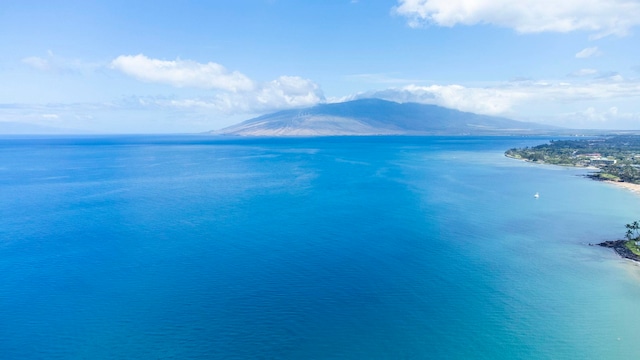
<box><xmin>0</xmin><ymin>102</ymin><xmax>99</xmax><ymax>129</ymax></box>
<box><xmin>22</xmin><ymin>50</ymin><xmax>98</xmax><ymax>74</ymax></box>
<box><xmin>13</xmin><ymin>51</ymin><xmax>640</xmax><ymax>130</ymax></box>
<box><xmin>575</xmin><ymin>47</ymin><xmax>601</xmax><ymax>58</ymax></box>
<box><xmin>568</xmin><ymin>68</ymin><xmax>598</xmax><ymax>77</ymax></box>
<box><xmin>596</xmin><ymin>71</ymin><xmax>624</xmax><ymax>81</ymax></box>
<box><xmin>4</xmin><ymin>76</ymin><xmax>640</xmax><ymax>130</ymax></box>
<box><xmin>22</xmin><ymin>56</ymin><xmax>52</xmax><ymax>71</ymax></box>
<box><xmin>348</xmin><ymin>84</ymin><xmax>528</xmax><ymax>115</ymax></box>
<box><xmin>165</xmin><ymin>76</ymin><xmax>325</xmax><ymax>113</ymax></box>
<box><xmin>110</xmin><ymin>54</ymin><xmax>325</xmax><ymax>113</ymax></box>
<box><xmin>559</xmin><ymin>106</ymin><xmax>640</xmax><ymax>129</ymax></box>
<box><xmin>335</xmin><ymin>77</ymin><xmax>640</xmax><ymax>129</ymax></box>
<box><xmin>394</xmin><ymin>0</ymin><xmax>640</xmax><ymax>37</ymax></box>
<box><xmin>110</xmin><ymin>54</ymin><xmax>255</xmax><ymax>92</ymax></box>
<box><xmin>346</xmin><ymin>77</ymin><xmax>640</xmax><ymax>117</ymax></box>
<box><xmin>169</xmin><ymin>76</ymin><xmax>324</xmax><ymax>113</ymax></box>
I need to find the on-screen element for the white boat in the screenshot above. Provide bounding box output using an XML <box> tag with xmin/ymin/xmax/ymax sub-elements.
<box><xmin>534</xmin><ymin>192</ymin><xmax>540</xmax><ymax>198</ymax></box>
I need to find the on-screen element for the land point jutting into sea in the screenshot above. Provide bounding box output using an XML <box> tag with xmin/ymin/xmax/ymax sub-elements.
<box><xmin>505</xmin><ymin>135</ymin><xmax>640</xmax><ymax>184</ymax></box>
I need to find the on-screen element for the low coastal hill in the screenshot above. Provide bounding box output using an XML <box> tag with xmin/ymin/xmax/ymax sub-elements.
<box><xmin>213</xmin><ymin>99</ymin><xmax>559</xmax><ymax>136</ymax></box>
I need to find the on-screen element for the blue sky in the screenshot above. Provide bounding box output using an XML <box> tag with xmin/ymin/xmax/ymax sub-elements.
<box><xmin>2</xmin><ymin>0</ymin><xmax>640</xmax><ymax>133</ymax></box>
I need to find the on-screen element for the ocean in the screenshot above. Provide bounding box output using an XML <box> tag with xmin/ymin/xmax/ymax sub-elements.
<box><xmin>1</xmin><ymin>135</ymin><xmax>640</xmax><ymax>359</ymax></box>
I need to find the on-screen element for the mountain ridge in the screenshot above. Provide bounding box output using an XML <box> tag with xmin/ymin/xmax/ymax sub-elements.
<box><xmin>214</xmin><ymin>99</ymin><xmax>558</xmax><ymax>136</ymax></box>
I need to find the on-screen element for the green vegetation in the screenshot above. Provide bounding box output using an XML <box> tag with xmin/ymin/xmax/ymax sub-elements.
<box><xmin>597</xmin><ymin>173</ymin><xmax>621</xmax><ymax>181</ymax></box>
<box><xmin>505</xmin><ymin>136</ymin><xmax>640</xmax><ymax>184</ymax></box>
<box><xmin>624</xmin><ymin>221</ymin><xmax>640</xmax><ymax>255</ymax></box>
<box><xmin>623</xmin><ymin>242</ymin><xmax>640</xmax><ymax>256</ymax></box>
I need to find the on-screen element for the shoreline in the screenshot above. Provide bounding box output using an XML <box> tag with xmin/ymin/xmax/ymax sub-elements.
<box><xmin>506</xmin><ymin>155</ymin><xmax>640</xmax><ymax>197</ymax></box>
<box><xmin>603</xmin><ymin>180</ymin><xmax>640</xmax><ymax>197</ymax></box>
<box><xmin>596</xmin><ymin>240</ymin><xmax>640</xmax><ymax>263</ymax></box>
<box><xmin>595</xmin><ymin>182</ymin><xmax>640</xmax><ymax>262</ymax></box>
<box><xmin>506</xmin><ymin>155</ymin><xmax>640</xmax><ymax>263</ymax></box>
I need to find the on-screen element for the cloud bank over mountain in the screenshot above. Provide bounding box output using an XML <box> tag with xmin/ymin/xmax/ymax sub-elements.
<box><xmin>338</xmin><ymin>78</ymin><xmax>640</xmax><ymax>127</ymax></box>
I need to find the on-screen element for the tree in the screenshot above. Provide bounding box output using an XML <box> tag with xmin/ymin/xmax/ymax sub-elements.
<box><xmin>625</xmin><ymin>221</ymin><xmax>640</xmax><ymax>241</ymax></box>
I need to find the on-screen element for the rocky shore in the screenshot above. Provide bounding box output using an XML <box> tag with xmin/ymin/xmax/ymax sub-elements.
<box><xmin>596</xmin><ymin>240</ymin><xmax>640</xmax><ymax>262</ymax></box>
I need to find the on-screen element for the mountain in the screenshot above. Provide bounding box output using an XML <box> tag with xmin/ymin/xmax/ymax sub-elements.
<box><xmin>214</xmin><ymin>99</ymin><xmax>558</xmax><ymax>136</ymax></box>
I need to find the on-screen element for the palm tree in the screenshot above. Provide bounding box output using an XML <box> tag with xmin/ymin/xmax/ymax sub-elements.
<box><xmin>625</xmin><ymin>221</ymin><xmax>640</xmax><ymax>241</ymax></box>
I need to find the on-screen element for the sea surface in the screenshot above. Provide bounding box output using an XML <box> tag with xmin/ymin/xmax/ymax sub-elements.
<box><xmin>1</xmin><ymin>135</ymin><xmax>640</xmax><ymax>359</ymax></box>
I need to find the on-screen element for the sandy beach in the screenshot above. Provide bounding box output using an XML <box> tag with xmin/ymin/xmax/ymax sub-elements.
<box><xmin>604</xmin><ymin>181</ymin><xmax>640</xmax><ymax>196</ymax></box>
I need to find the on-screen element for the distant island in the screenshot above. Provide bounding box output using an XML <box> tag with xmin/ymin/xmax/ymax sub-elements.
<box><xmin>213</xmin><ymin>98</ymin><xmax>559</xmax><ymax>136</ymax></box>
<box><xmin>505</xmin><ymin>135</ymin><xmax>640</xmax><ymax>184</ymax></box>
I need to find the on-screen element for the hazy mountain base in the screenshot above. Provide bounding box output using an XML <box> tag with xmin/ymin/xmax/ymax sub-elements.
<box><xmin>216</xmin><ymin>115</ymin><xmax>400</xmax><ymax>136</ymax></box>
<box><xmin>214</xmin><ymin>99</ymin><xmax>560</xmax><ymax>136</ymax></box>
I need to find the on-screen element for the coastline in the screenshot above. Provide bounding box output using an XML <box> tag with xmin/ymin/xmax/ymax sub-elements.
<box><xmin>506</xmin><ymin>155</ymin><xmax>640</xmax><ymax>197</ymax></box>
<box><xmin>593</xmin><ymin>183</ymin><xmax>640</xmax><ymax>262</ymax></box>
<box><xmin>603</xmin><ymin>180</ymin><xmax>640</xmax><ymax>197</ymax></box>
<box><xmin>597</xmin><ymin>240</ymin><xmax>640</xmax><ymax>263</ymax></box>
<box><xmin>506</xmin><ymin>155</ymin><xmax>640</xmax><ymax>263</ymax></box>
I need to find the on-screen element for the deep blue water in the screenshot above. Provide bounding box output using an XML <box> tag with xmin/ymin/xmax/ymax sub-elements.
<box><xmin>2</xmin><ymin>135</ymin><xmax>640</xmax><ymax>359</ymax></box>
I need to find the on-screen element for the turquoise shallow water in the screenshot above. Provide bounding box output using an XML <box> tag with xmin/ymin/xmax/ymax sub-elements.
<box><xmin>1</xmin><ymin>135</ymin><xmax>640</xmax><ymax>359</ymax></box>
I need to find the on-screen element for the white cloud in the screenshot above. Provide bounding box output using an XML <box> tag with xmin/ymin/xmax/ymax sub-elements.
<box><xmin>110</xmin><ymin>54</ymin><xmax>255</xmax><ymax>92</ymax></box>
<box><xmin>3</xmin><ymin>77</ymin><xmax>640</xmax><ymax>130</ymax></box>
<box><xmin>111</xmin><ymin>55</ymin><xmax>325</xmax><ymax>113</ymax></box>
<box><xmin>128</xmin><ymin>76</ymin><xmax>324</xmax><ymax>114</ymax></box>
<box><xmin>339</xmin><ymin>79</ymin><xmax>640</xmax><ymax>129</ymax></box>
<box><xmin>350</xmin><ymin>84</ymin><xmax>527</xmax><ymax>115</ymax></box>
<box><xmin>252</xmin><ymin>76</ymin><xmax>324</xmax><ymax>110</ymax></box>
<box><xmin>394</xmin><ymin>0</ymin><xmax>640</xmax><ymax>37</ymax></box>
<box><xmin>192</xmin><ymin>76</ymin><xmax>324</xmax><ymax>113</ymax></box>
<box><xmin>347</xmin><ymin>78</ymin><xmax>640</xmax><ymax>119</ymax></box>
<box><xmin>575</xmin><ymin>47</ymin><xmax>601</xmax><ymax>58</ymax></box>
